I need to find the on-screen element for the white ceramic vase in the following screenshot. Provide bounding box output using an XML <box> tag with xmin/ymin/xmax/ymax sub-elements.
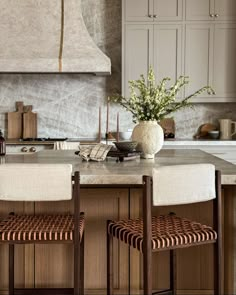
<box><xmin>132</xmin><ymin>121</ymin><xmax>164</xmax><ymax>159</ymax></box>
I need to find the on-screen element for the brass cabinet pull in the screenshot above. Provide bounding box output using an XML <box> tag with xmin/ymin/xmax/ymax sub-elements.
<box><xmin>29</xmin><ymin>147</ymin><xmax>36</xmax><ymax>153</ymax></box>
<box><xmin>21</xmin><ymin>147</ymin><xmax>28</xmax><ymax>153</ymax></box>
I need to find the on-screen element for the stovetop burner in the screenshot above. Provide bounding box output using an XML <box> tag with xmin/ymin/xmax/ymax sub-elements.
<box><xmin>20</xmin><ymin>138</ymin><xmax>68</xmax><ymax>142</ymax></box>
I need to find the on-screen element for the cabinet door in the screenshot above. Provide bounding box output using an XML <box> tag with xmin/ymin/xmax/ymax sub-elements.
<box><xmin>185</xmin><ymin>24</ymin><xmax>214</xmax><ymax>102</ymax></box>
<box><xmin>215</xmin><ymin>0</ymin><xmax>236</xmax><ymax>20</ymax></box>
<box><xmin>153</xmin><ymin>0</ymin><xmax>183</xmax><ymax>21</ymax></box>
<box><xmin>153</xmin><ymin>24</ymin><xmax>183</xmax><ymax>90</ymax></box>
<box><xmin>124</xmin><ymin>0</ymin><xmax>153</xmax><ymax>21</ymax></box>
<box><xmin>213</xmin><ymin>24</ymin><xmax>236</xmax><ymax>101</ymax></box>
<box><xmin>186</xmin><ymin>0</ymin><xmax>215</xmax><ymax>20</ymax></box>
<box><xmin>122</xmin><ymin>25</ymin><xmax>153</xmax><ymax>97</ymax></box>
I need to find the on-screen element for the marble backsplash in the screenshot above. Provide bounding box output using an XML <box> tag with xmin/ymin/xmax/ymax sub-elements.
<box><xmin>0</xmin><ymin>0</ymin><xmax>235</xmax><ymax>140</ymax></box>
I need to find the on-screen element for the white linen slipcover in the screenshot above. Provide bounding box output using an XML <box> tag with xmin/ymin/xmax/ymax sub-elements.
<box><xmin>0</xmin><ymin>164</ymin><xmax>72</xmax><ymax>201</ymax></box>
<box><xmin>152</xmin><ymin>164</ymin><xmax>216</xmax><ymax>206</ymax></box>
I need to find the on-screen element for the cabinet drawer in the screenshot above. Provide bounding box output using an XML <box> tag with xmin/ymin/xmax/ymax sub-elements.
<box><xmin>6</xmin><ymin>144</ymin><xmax>53</xmax><ymax>154</ymax></box>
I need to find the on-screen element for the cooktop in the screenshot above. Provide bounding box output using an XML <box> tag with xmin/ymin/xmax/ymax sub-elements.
<box><xmin>19</xmin><ymin>138</ymin><xmax>68</xmax><ymax>142</ymax></box>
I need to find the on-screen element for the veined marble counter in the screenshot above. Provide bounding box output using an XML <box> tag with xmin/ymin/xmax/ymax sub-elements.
<box><xmin>164</xmin><ymin>139</ymin><xmax>236</xmax><ymax>146</ymax></box>
<box><xmin>3</xmin><ymin>149</ymin><xmax>236</xmax><ymax>185</ymax></box>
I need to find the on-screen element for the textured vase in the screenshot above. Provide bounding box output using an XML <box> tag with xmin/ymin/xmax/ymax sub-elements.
<box><xmin>132</xmin><ymin>121</ymin><xmax>164</xmax><ymax>159</ymax></box>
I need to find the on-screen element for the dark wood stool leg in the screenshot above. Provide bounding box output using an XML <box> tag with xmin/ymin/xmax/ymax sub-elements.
<box><xmin>74</xmin><ymin>239</ymin><xmax>80</xmax><ymax>295</ymax></box>
<box><xmin>214</xmin><ymin>240</ymin><xmax>223</xmax><ymax>295</ymax></box>
<box><xmin>107</xmin><ymin>221</ymin><xmax>113</xmax><ymax>295</ymax></box>
<box><xmin>80</xmin><ymin>233</ymin><xmax>84</xmax><ymax>295</ymax></box>
<box><xmin>9</xmin><ymin>244</ymin><xmax>14</xmax><ymax>295</ymax></box>
<box><xmin>170</xmin><ymin>250</ymin><xmax>176</xmax><ymax>295</ymax></box>
<box><xmin>214</xmin><ymin>171</ymin><xmax>223</xmax><ymax>295</ymax></box>
<box><xmin>143</xmin><ymin>246</ymin><xmax>152</xmax><ymax>295</ymax></box>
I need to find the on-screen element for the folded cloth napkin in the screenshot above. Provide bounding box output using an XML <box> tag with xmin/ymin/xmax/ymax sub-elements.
<box><xmin>79</xmin><ymin>144</ymin><xmax>112</xmax><ymax>162</ymax></box>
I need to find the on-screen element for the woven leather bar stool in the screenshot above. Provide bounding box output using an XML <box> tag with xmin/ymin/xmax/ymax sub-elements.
<box><xmin>0</xmin><ymin>164</ymin><xmax>84</xmax><ymax>295</ymax></box>
<box><xmin>107</xmin><ymin>164</ymin><xmax>223</xmax><ymax>295</ymax></box>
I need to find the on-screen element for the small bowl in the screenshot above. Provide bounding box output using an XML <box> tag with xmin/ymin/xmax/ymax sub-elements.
<box><xmin>111</xmin><ymin>131</ymin><xmax>132</xmax><ymax>141</ymax></box>
<box><xmin>208</xmin><ymin>130</ymin><xmax>220</xmax><ymax>139</ymax></box>
<box><xmin>113</xmin><ymin>141</ymin><xmax>138</xmax><ymax>152</ymax></box>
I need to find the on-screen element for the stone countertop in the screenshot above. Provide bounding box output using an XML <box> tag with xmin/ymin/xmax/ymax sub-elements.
<box><xmin>164</xmin><ymin>139</ymin><xmax>236</xmax><ymax>146</ymax></box>
<box><xmin>6</xmin><ymin>138</ymin><xmax>236</xmax><ymax>146</ymax></box>
<box><xmin>3</xmin><ymin>149</ymin><xmax>236</xmax><ymax>185</ymax></box>
<box><xmin>5</xmin><ymin>138</ymin><xmax>99</xmax><ymax>145</ymax></box>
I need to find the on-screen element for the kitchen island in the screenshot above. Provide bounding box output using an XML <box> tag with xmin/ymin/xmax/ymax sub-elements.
<box><xmin>0</xmin><ymin>149</ymin><xmax>236</xmax><ymax>295</ymax></box>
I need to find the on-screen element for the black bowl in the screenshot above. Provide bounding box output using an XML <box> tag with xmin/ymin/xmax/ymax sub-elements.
<box><xmin>113</xmin><ymin>141</ymin><xmax>138</xmax><ymax>152</ymax></box>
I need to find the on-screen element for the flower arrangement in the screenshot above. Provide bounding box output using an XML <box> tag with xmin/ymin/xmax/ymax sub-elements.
<box><xmin>110</xmin><ymin>67</ymin><xmax>215</xmax><ymax>123</ymax></box>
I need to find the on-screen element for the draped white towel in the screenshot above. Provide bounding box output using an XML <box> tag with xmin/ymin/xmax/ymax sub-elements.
<box><xmin>53</xmin><ymin>142</ymin><xmax>80</xmax><ymax>150</ymax></box>
<box><xmin>0</xmin><ymin>164</ymin><xmax>72</xmax><ymax>201</ymax></box>
<box><xmin>152</xmin><ymin>164</ymin><xmax>216</xmax><ymax>206</ymax></box>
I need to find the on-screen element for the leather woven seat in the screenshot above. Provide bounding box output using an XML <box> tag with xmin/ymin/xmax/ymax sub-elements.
<box><xmin>0</xmin><ymin>214</ymin><xmax>85</xmax><ymax>242</ymax></box>
<box><xmin>108</xmin><ymin>215</ymin><xmax>217</xmax><ymax>252</ymax></box>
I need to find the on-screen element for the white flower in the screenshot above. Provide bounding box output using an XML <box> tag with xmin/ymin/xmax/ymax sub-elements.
<box><xmin>110</xmin><ymin>67</ymin><xmax>215</xmax><ymax>123</ymax></box>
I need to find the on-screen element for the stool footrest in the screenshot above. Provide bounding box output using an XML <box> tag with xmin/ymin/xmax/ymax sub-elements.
<box><xmin>153</xmin><ymin>289</ymin><xmax>172</xmax><ymax>295</ymax></box>
<box><xmin>14</xmin><ymin>288</ymin><xmax>74</xmax><ymax>295</ymax></box>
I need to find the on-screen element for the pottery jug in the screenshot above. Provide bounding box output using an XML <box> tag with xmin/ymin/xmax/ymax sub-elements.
<box><xmin>219</xmin><ymin>119</ymin><xmax>236</xmax><ymax>140</ymax></box>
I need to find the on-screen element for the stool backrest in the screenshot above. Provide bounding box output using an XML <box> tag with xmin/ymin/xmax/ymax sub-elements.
<box><xmin>152</xmin><ymin>164</ymin><xmax>216</xmax><ymax>206</ymax></box>
<box><xmin>0</xmin><ymin>164</ymin><xmax>73</xmax><ymax>201</ymax></box>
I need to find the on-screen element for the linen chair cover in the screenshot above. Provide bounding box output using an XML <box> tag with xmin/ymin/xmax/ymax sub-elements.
<box><xmin>0</xmin><ymin>163</ymin><xmax>72</xmax><ymax>201</ymax></box>
<box><xmin>152</xmin><ymin>163</ymin><xmax>216</xmax><ymax>206</ymax></box>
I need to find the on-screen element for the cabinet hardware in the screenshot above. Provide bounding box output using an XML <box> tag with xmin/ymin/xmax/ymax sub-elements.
<box><xmin>215</xmin><ymin>14</ymin><xmax>219</xmax><ymax>17</ymax></box>
<box><xmin>148</xmin><ymin>15</ymin><xmax>153</xmax><ymax>18</ymax></box>
<box><xmin>153</xmin><ymin>14</ymin><xmax>158</xmax><ymax>18</ymax></box>
<box><xmin>21</xmin><ymin>147</ymin><xmax>28</xmax><ymax>153</ymax></box>
<box><xmin>29</xmin><ymin>147</ymin><xmax>36</xmax><ymax>153</ymax></box>
<box><xmin>210</xmin><ymin>14</ymin><xmax>214</xmax><ymax>17</ymax></box>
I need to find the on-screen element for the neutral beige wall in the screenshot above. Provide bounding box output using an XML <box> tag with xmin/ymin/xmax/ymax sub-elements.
<box><xmin>0</xmin><ymin>0</ymin><xmax>235</xmax><ymax>139</ymax></box>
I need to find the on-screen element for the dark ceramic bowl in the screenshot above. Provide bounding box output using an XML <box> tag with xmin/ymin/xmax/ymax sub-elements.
<box><xmin>113</xmin><ymin>141</ymin><xmax>138</xmax><ymax>152</ymax></box>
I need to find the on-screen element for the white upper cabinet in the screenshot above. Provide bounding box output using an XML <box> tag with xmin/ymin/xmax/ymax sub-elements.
<box><xmin>185</xmin><ymin>23</ymin><xmax>236</xmax><ymax>102</ymax></box>
<box><xmin>153</xmin><ymin>0</ymin><xmax>183</xmax><ymax>21</ymax></box>
<box><xmin>213</xmin><ymin>24</ymin><xmax>236</xmax><ymax>100</ymax></box>
<box><xmin>186</xmin><ymin>0</ymin><xmax>236</xmax><ymax>21</ymax></box>
<box><xmin>185</xmin><ymin>24</ymin><xmax>214</xmax><ymax>101</ymax></box>
<box><xmin>123</xmin><ymin>25</ymin><xmax>153</xmax><ymax>97</ymax></box>
<box><xmin>123</xmin><ymin>24</ymin><xmax>183</xmax><ymax>98</ymax></box>
<box><xmin>186</xmin><ymin>0</ymin><xmax>214</xmax><ymax>20</ymax></box>
<box><xmin>153</xmin><ymin>24</ymin><xmax>183</xmax><ymax>83</ymax></box>
<box><xmin>124</xmin><ymin>0</ymin><xmax>183</xmax><ymax>21</ymax></box>
<box><xmin>123</xmin><ymin>0</ymin><xmax>236</xmax><ymax>102</ymax></box>
<box><xmin>124</xmin><ymin>0</ymin><xmax>152</xmax><ymax>22</ymax></box>
<box><xmin>215</xmin><ymin>0</ymin><xmax>236</xmax><ymax>21</ymax></box>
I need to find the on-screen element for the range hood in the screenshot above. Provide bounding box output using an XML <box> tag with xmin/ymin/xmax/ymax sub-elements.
<box><xmin>0</xmin><ymin>0</ymin><xmax>111</xmax><ymax>75</ymax></box>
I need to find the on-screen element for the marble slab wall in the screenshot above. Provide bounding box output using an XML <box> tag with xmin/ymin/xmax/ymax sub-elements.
<box><xmin>0</xmin><ymin>0</ymin><xmax>235</xmax><ymax>139</ymax></box>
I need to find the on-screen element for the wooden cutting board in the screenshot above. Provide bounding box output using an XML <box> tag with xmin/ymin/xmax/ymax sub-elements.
<box><xmin>7</xmin><ymin>101</ymin><xmax>24</xmax><ymax>139</ymax></box>
<box><xmin>194</xmin><ymin>123</ymin><xmax>217</xmax><ymax>139</ymax></box>
<box><xmin>23</xmin><ymin>105</ymin><xmax>37</xmax><ymax>139</ymax></box>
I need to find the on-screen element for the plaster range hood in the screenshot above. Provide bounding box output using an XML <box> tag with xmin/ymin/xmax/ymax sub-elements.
<box><xmin>0</xmin><ymin>0</ymin><xmax>111</xmax><ymax>75</ymax></box>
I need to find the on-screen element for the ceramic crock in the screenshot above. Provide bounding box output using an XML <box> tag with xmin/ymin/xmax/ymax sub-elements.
<box><xmin>132</xmin><ymin>121</ymin><xmax>164</xmax><ymax>159</ymax></box>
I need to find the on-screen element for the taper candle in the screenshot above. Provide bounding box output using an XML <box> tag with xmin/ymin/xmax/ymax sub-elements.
<box><xmin>98</xmin><ymin>106</ymin><xmax>101</xmax><ymax>142</ymax></box>
<box><xmin>106</xmin><ymin>97</ymin><xmax>109</xmax><ymax>135</ymax></box>
<box><xmin>116</xmin><ymin>112</ymin><xmax>119</xmax><ymax>142</ymax></box>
